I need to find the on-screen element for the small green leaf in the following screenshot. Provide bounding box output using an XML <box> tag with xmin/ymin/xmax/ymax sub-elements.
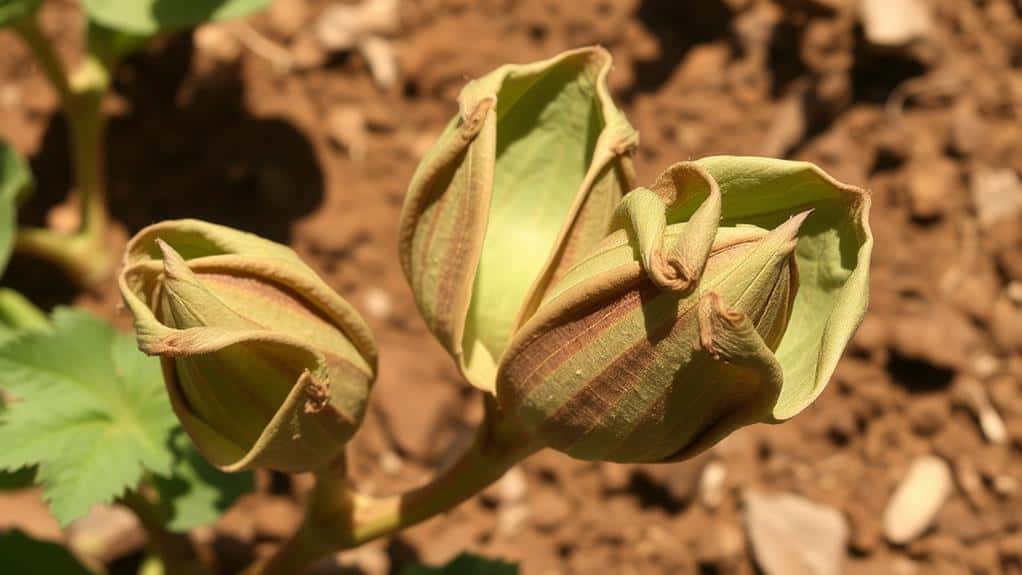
<box><xmin>399</xmin><ymin>554</ymin><xmax>519</xmax><ymax>575</ymax></box>
<box><xmin>0</xmin><ymin>308</ymin><xmax>178</xmax><ymax>524</ymax></box>
<box><xmin>153</xmin><ymin>430</ymin><xmax>253</xmax><ymax>532</ymax></box>
<box><xmin>0</xmin><ymin>530</ymin><xmax>96</xmax><ymax>575</ymax></box>
<box><xmin>0</xmin><ymin>0</ymin><xmax>41</xmax><ymax>28</ymax></box>
<box><xmin>0</xmin><ymin>141</ymin><xmax>33</xmax><ymax>276</ymax></box>
<box><xmin>82</xmin><ymin>0</ymin><xmax>270</xmax><ymax>35</ymax></box>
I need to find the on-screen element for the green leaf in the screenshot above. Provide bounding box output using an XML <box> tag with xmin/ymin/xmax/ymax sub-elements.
<box><xmin>87</xmin><ymin>19</ymin><xmax>151</xmax><ymax>65</ymax></box>
<box><xmin>0</xmin><ymin>308</ymin><xmax>178</xmax><ymax>524</ymax></box>
<box><xmin>0</xmin><ymin>530</ymin><xmax>96</xmax><ymax>575</ymax></box>
<box><xmin>0</xmin><ymin>0</ymin><xmax>41</xmax><ymax>28</ymax></box>
<box><xmin>0</xmin><ymin>141</ymin><xmax>33</xmax><ymax>276</ymax></box>
<box><xmin>82</xmin><ymin>0</ymin><xmax>270</xmax><ymax>35</ymax></box>
<box><xmin>399</xmin><ymin>554</ymin><xmax>519</xmax><ymax>575</ymax></box>
<box><xmin>153</xmin><ymin>429</ymin><xmax>253</xmax><ymax>532</ymax></box>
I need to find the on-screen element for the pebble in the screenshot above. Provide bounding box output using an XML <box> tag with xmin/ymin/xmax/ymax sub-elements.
<box><xmin>883</xmin><ymin>455</ymin><xmax>953</xmax><ymax>544</ymax></box>
<box><xmin>971</xmin><ymin>168</ymin><xmax>1021</xmax><ymax>229</ymax></box>
<box><xmin>956</xmin><ymin>377</ymin><xmax>1008</xmax><ymax>444</ymax></box>
<box><xmin>859</xmin><ymin>0</ymin><xmax>931</xmax><ymax>47</ymax></box>
<box><xmin>698</xmin><ymin>461</ymin><xmax>727</xmax><ymax>510</ymax></box>
<box><xmin>362</xmin><ymin>288</ymin><xmax>392</xmax><ymax>320</ymax></box>
<box><xmin>744</xmin><ymin>491</ymin><xmax>848</xmax><ymax>575</ymax></box>
<box><xmin>326</xmin><ymin>106</ymin><xmax>367</xmax><ymax>161</ymax></box>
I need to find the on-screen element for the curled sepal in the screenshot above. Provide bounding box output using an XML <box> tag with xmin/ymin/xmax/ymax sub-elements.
<box><xmin>611</xmin><ymin>162</ymin><xmax>722</xmax><ymax>292</ymax></box>
<box><xmin>398</xmin><ymin>46</ymin><xmax>639</xmax><ymax>394</ymax></box>
<box><xmin>118</xmin><ymin>219</ymin><xmax>377</xmax><ymax>473</ymax></box>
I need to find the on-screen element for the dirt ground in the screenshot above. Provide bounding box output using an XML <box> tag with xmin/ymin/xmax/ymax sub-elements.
<box><xmin>2</xmin><ymin>0</ymin><xmax>1022</xmax><ymax>573</ymax></box>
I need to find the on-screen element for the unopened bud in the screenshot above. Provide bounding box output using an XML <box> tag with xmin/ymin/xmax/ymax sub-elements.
<box><xmin>119</xmin><ymin>219</ymin><xmax>377</xmax><ymax>472</ymax></box>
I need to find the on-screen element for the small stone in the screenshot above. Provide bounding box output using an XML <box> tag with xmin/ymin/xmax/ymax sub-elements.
<box><xmin>328</xmin><ymin>542</ymin><xmax>389</xmax><ymax>575</ymax></box>
<box><xmin>497</xmin><ymin>467</ymin><xmax>528</xmax><ymax>504</ymax></box>
<box><xmin>883</xmin><ymin>455</ymin><xmax>953</xmax><ymax>544</ymax></box>
<box><xmin>859</xmin><ymin>0</ymin><xmax>932</xmax><ymax>47</ymax></box>
<box><xmin>192</xmin><ymin>24</ymin><xmax>243</xmax><ymax>76</ymax></box>
<box><xmin>326</xmin><ymin>106</ymin><xmax>367</xmax><ymax>161</ymax></box>
<box><xmin>599</xmin><ymin>462</ymin><xmax>631</xmax><ymax>491</ymax></box>
<box><xmin>698</xmin><ymin>461</ymin><xmax>727</xmax><ymax>510</ymax></box>
<box><xmin>744</xmin><ymin>491</ymin><xmax>848</xmax><ymax>575</ymax></box>
<box><xmin>972</xmin><ymin>168</ymin><xmax>1021</xmax><ymax>229</ymax></box>
<box><xmin>955</xmin><ymin>377</ymin><xmax>1008</xmax><ymax>444</ymax></box>
<box><xmin>362</xmin><ymin>288</ymin><xmax>392</xmax><ymax>320</ymax></box>
<box><xmin>496</xmin><ymin>503</ymin><xmax>529</xmax><ymax>537</ymax></box>
<box><xmin>969</xmin><ymin>354</ymin><xmax>1000</xmax><ymax>379</ymax></box>
<box><xmin>359</xmin><ymin>36</ymin><xmax>398</xmax><ymax>90</ymax></box>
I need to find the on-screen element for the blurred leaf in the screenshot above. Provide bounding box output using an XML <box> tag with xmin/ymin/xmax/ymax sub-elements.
<box><xmin>153</xmin><ymin>429</ymin><xmax>253</xmax><ymax>532</ymax></box>
<box><xmin>0</xmin><ymin>0</ymin><xmax>41</xmax><ymax>28</ymax></box>
<box><xmin>0</xmin><ymin>308</ymin><xmax>178</xmax><ymax>524</ymax></box>
<box><xmin>0</xmin><ymin>141</ymin><xmax>33</xmax><ymax>276</ymax></box>
<box><xmin>82</xmin><ymin>0</ymin><xmax>270</xmax><ymax>35</ymax></box>
<box><xmin>0</xmin><ymin>530</ymin><xmax>96</xmax><ymax>575</ymax></box>
<box><xmin>0</xmin><ymin>288</ymin><xmax>48</xmax><ymax>334</ymax></box>
<box><xmin>399</xmin><ymin>554</ymin><xmax>519</xmax><ymax>575</ymax></box>
<box><xmin>86</xmin><ymin>18</ymin><xmax>150</xmax><ymax>65</ymax></box>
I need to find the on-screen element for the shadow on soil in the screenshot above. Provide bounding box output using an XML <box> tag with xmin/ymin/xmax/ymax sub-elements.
<box><xmin>9</xmin><ymin>32</ymin><xmax>323</xmax><ymax>306</ymax></box>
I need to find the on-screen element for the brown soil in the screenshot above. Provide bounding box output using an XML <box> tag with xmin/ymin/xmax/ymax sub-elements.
<box><xmin>2</xmin><ymin>0</ymin><xmax>1022</xmax><ymax>574</ymax></box>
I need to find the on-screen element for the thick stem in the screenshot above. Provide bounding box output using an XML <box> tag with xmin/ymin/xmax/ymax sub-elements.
<box><xmin>10</xmin><ymin>15</ymin><xmax>113</xmax><ymax>285</ymax></box>
<box><xmin>11</xmin><ymin>11</ymin><xmax>73</xmax><ymax>106</ymax></box>
<box><xmin>120</xmin><ymin>489</ymin><xmax>212</xmax><ymax>575</ymax></box>
<box><xmin>251</xmin><ymin>398</ymin><xmax>543</xmax><ymax>575</ymax></box>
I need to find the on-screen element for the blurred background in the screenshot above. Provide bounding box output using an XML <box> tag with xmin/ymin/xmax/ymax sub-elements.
<box><xmin>1</xmin><ymin>0</ymin><xmax>1021</xmax><ymax>573</ymax></box>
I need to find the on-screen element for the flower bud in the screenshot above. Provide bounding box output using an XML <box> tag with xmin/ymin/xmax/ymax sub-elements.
<box><xmin>497</xmin><ymin>158</ymin><xmax>872</xmax><ymax>463</ymax></box>
<box><xmin>399</xmin><ymin>47</ymin><xmax>639</xmax><ymax>393</ymax></box>
<box><xmin>118</xmin><ymin>219</ymin><xmax>377</xmax><ymax>472</ymax></box>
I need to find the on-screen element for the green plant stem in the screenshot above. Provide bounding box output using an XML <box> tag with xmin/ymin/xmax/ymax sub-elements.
<box><xmin>10</xmin><ymin>13</ymin><xmax>113</xmax><ymax>285</ymax></box>
<box><xmin>0</xmin><ymin>288</ymin><xmax>47</xmax><ymax>329</ymax></box>
<box><xmin>11</xmin><ymin>11</ymin><xmax>73</xmax><ymax>106</ymax></box>
<box><xmin>120</xmin><ymin>489</ymin><xmax>212</xmax><ymax>575</ymax></box>
<box><xmin>250</xmin><ymin>398</ymin><xmax>543</xmax><ymax>575</ymax></box>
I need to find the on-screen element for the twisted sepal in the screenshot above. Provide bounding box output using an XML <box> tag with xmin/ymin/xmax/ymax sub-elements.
<box><xmin>119</xmin><ymin>220</ymin><xmax>377</xmax><ymax>473</ymax></box>
<box><xmin>398</xmin><ymin>46</ymin><xmax>639</xmax><ymax>393</ymax></box>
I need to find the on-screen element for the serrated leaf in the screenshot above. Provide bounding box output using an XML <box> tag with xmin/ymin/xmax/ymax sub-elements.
<box><xmin>82</xmin><ymin>0</ymin><xmax>270</xmax><ymax>35</ymax></box>
<box><xmin>0</xmin><ymin>141</ymin><xmax>33</xmax><ymax>276</ymax></box>
<box><xmin>0</xmin><ymin>530</ymin><xmax>96</xmax><ymax>574</ymax></box>
<box><xmin>399</xmin><ymin>554</ymin><xmax>519</xmax><ymax>575</ymax></box>
<box><xmin>153</xmin><ymin>429</ymin><xmax>253</xmax><ymax>532</ymax></box>
<box><xmin>0</xmin><ymin>308</ymin><xmax>178</xmax><ymax>524</ymax></box>
<box><xmin>0</xmin><ymin>0</ymin><xmax>41</xmax><ymax>28</ymax></box>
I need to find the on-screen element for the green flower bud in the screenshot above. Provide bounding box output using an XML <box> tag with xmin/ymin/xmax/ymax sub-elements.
<box><xmin>497</xmin><ymin>158</ymin><xmax>872</xmax><ymax>463</ymax></box>
<box><xmin>399</xmin><ymin>46</ymin><xmax>639</xmax><ymax>393</ymax></box>
<box><xmin>118</xmin><ymin>219</ymin><xmax>377</xmax><ymax>472</ymax></box>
